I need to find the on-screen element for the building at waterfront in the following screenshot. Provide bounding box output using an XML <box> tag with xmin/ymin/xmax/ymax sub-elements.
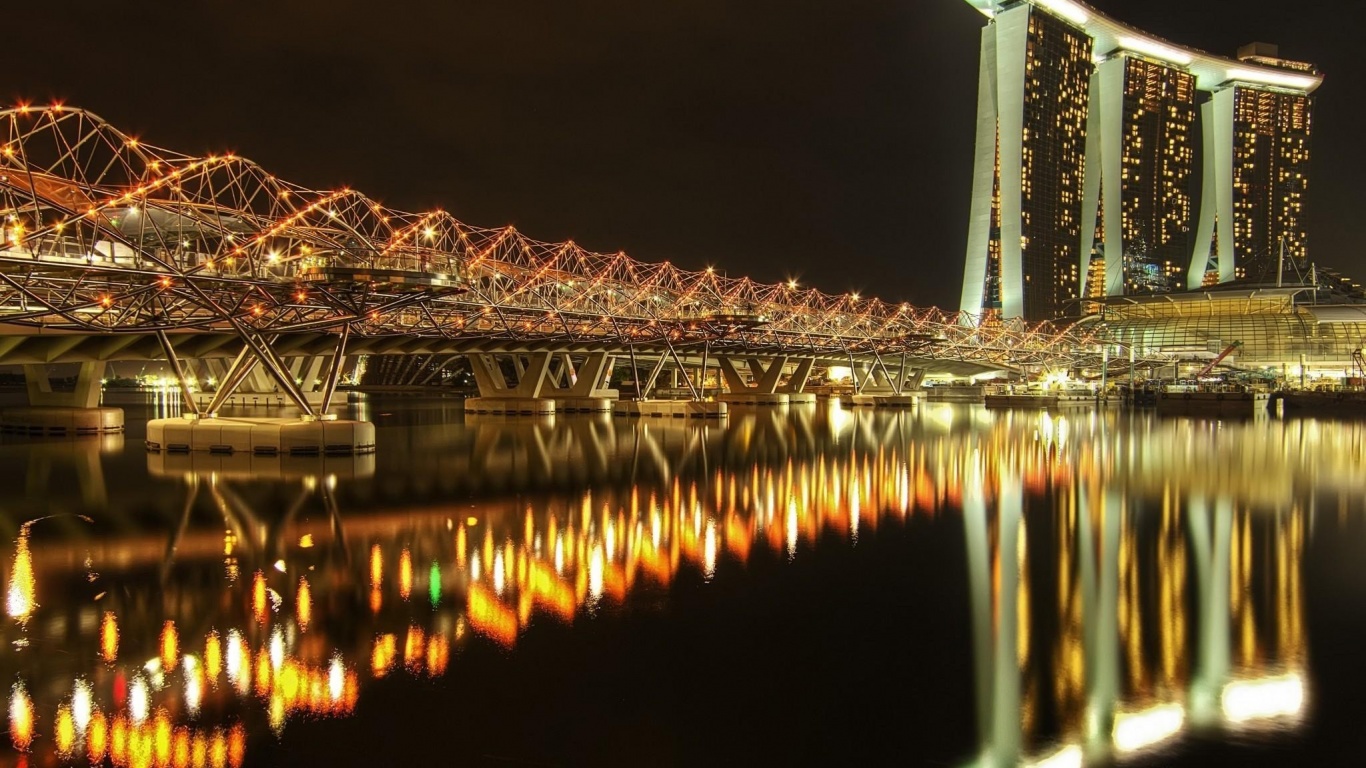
<box><xmin>958</xmin><ymin>1</ymin><xmax>1323</xmax><ymax>322</ymax></box>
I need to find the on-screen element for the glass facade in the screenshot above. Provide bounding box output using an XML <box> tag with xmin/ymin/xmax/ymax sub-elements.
<box><xmin>1012</xmin><ymin>8</ymin><xmax>1092</xmax><ymax>321</ymax></box>
<box><xmin>1117</xmin><ymin>58</ymin><xmax>1196</xmax><ymax>294</ymax></box>
<box><xmin>1099</xmin><ymin>290</ymin><xmax>1366</xmax><ymax>373</ymax></box>
<box><xmin>1230</xmin><ymin>87</ymin><xmax>1313</xmax><ymax>279</ymax></box>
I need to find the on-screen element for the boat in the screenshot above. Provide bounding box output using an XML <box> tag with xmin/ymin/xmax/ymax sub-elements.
<box><xmin>922</xmin><ymin>382</ymin><xmax>985</xmax><ymax>403</ymax></box>
<box><xmin>984</xmin><ymin>383</ymin><xmax>1098</xmax><ymax>409</ymax></box>
<box><xmin>1155</xmin><ymin>382</ymin><xmax>1268</xmax><ymax>416</ymax></box>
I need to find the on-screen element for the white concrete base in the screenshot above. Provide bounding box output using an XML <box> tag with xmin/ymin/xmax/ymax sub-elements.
<box><xmin>719</xmin><ymin>392</ymin><xmax>790</xmax><ymax>406</ymax></box>
<box><xmin>785</xmin><ymin>393</ymin><xmax>817</xmax><ymax>406</ymax></box>
<box><xmin>614</xmin><ymin>400</ymin><xmax>728</xmax><ymax>419</ymax></box>
<box><xmin>464</xmin><ymin>397</ymin><xmax>556</xmax><ymax>415</ymax></box>
<box><xmin>554</xmin><ymin>397</ymin><xmax>614</xmax><ymax>413</ymax></box>
<box><xmin>148</xmin><ymin>450</ymin><xmax>377</xmax><ymax>480</ymax></box>
<box><xmin>0</xmin><ymin>406</ymin><xmax>124</xmax><ymax>436</ymax></box>
<box><xmin>849</xmin><ymin>394</ymin><xmax>920</xmax><ymax>408</ymax></box>
<box><xmin>146</xmin><ymin>416</ymin><xmax>376</xmax><ymax>455</ymax></box>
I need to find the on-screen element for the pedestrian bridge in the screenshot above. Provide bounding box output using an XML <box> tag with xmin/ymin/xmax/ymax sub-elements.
<box><xmin>0</xmin><ymin>106</ymin><xmax>1109</xmax><ymax>430</ymax></box>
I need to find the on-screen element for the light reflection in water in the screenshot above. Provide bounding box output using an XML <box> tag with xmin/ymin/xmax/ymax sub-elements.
<box><xmin>0</xmin><ymin>406</ymin><xmax>1349</xmax><ymax>765</ymax></box>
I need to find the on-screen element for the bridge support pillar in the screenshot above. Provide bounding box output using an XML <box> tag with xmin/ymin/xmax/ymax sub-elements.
<box><xmin>464</xmin><ymin>352</ymin><xmax>557</xmax><ymax>415</ymax></box>
<box><xmin>544</xmin><ymin>352</ymin><xmax>619</xmax><ymax>412</ymax></box>
<box><xmin>848</xmin><ymin>355</ymin><xmax>920</xmax><ymax>408</ymax></box>
<box><xmin>1</xmin><ymin>362</ymin><xmax>124</xmax><ymax>435</ymax></box>
<box><xmin>2</xmin><ymin>360</ymin><xmax>124</xmax><ymax>434</ymax></box>
<box><xmin>150</xmin><ymin>327</ymin><xmax>373</xmax><ymax>455</ymax></box>
<box><xmin>716</xmin><ymin>355</ymin><xmax>815</xmax><ymax>406</ymax></box>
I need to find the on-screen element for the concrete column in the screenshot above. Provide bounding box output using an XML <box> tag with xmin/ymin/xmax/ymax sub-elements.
<box><xmin>779</xmin><ymin>358</ymin><xmax>815</xmax><ymax>393</ymax></box>
<box><xmin>467</xmin><ymin>354</ymin><xmax>510</xmax><ymax>397</ymax></box>
<box><xmin>961</xmin><ymin>24</ymin><xmax>1001</xmax><ymax>316</ymax></box>
<box><xmin>24</xmin><ymin>362</ymin><xmax>106</xmax><ymax>408</ymax></box>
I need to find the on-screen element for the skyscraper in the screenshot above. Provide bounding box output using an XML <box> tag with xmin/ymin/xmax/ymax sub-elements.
<box><xmin>960</xmin><ymin>1</ymin><xmax>1093</xmax><ymax>323</ymax></box>
<box><xmin>1190</xmin><ymin>44</ymin><xmax>1315</xmax><ymax>287</ymax></box>
<box><xmin>958</xmin><ymin>1</ymin><xmax>1322</xmax><ymax>321</ymax></box>
<box><xmin>1080</xmin><ymin>54</ymin><xmax>1196</xmax><ymax>297</ymax></box>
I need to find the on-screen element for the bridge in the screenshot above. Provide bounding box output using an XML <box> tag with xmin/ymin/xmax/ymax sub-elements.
<box><xmin>0</xmin><ymin>106</ymin><xmax>1107</xmax><ymax>443</ymax></box>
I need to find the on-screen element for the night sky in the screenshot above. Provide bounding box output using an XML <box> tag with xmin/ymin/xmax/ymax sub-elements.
<box><xmin>4</xmin><ymin>0</ymin><xmax>1357</xmax><ymax>308</ymax></box>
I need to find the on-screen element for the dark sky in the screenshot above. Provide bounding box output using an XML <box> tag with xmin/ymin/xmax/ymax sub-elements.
<box><xmin>5</xmin><ymin>0</ymin><xmax>1357</xmax><ymax>308</ymax></box>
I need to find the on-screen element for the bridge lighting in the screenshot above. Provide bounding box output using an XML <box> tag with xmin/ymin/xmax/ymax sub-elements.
<box><xmin>125</xmin><ymin>138</ymin><xmax>139</xmax><ymax>148</ymax></box>
<box><xmin>423</xmin><ymin>227</ymin><xmax>435</xmax><ymax>240</ymax></box>
<box><xmin>267</xmin><ymin>251</ymin><xmax>280</xmax><ymax>262</ymax></box>
<box><xmin>850</xmin><ymin>292</ymin><xmax>860</xmax><ymax>300</ymax></box>
<box><xmin>787</xmin><ymin>280</ymin><xmax>798</xmax><ymax>289</ymax></box>
<box><xmin>99</xmin><ymin>295</ymin><xmax>113</xmax><ymax>309</ymax></box>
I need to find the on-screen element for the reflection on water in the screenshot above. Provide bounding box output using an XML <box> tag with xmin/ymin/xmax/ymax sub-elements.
<box><xmin>0</xmin><ymin>404</ymin><xmax>1355</xmax><ymax>766</ymax></box>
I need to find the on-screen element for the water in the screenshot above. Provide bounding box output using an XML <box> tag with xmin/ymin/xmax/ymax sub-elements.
<box><xmin>1</xmin><ymin>399</ymin><xmax>1364</xmax><ymax>767</ymax></box>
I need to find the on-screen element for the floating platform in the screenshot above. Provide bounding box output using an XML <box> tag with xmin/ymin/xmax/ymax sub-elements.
<box><xmin>984</xmin><ymin>391</ymin><xmax>1097</xmax><ymax>409</ymax></box>
<box><xmin>0</xmin><ymin>406</ymin><xmax>124</xmax><ymax>436</ymax></box>
<box><xmin>849</xmin><ymin>393</ymin><xmax>921</xmax><ymax>408</ymax></box>
<box><xmin>718</xmin><ymin>392</ymin><xmax>790</xmax><ymax>406</ymax></box>
<box><xmin>463</xmin><ymin>397</ymin><xmax>556</xmax><ymax>415</ymax></box>
<box><xmin>923</xmin><ymin>385</ymin><xmax>985</xmax><ymax>403</ymax></box>
<box><xmin>1155</xmin><ymin>391</ymin><xmax>1268</xmax><ymax>416</ymax></box>
<box><xmin>146</xmin><ymin>416</ymin><xmax>376</xmax><ymax>455</ymax></box>
<box><xmin>614</xmin><ymin>400</ymin><xmax>728</xmax><ymax>419</ymax></box>
<box><xmin>554</xmin><ymin>397</ymin><xmax>614</xmax><ymax>413</ymax></box>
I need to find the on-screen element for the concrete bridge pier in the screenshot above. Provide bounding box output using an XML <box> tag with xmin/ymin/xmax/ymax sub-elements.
<box><xmin>147</xmin><ymin>327</ymin><xmax>375</xmax><ymax>456</ymax></box>
<box><xmin>715</xmin><ymin>356</ymin><xmax>816</xmax><ymax>406</ymax></box>
<box><xmin>0</xmin><ymin>361</ymin><xmax>124</xmax><ymax>435</ymax></box>
<box><xmin>543</xmin><ymin>352</ymin><xmax>619</xmax><ymax>413</ymax></box>
<box><xmin>464</xmin><ymin>352</ymin><xmax>558</xmax><ymax>415</ymax></box>
<box><xmin>848</xmin><ymin>354</ymin><xmax>923</xmax><ymax>408</ymax></box>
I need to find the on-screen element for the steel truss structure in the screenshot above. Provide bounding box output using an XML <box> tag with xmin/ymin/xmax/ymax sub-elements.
<box><xmin>0</xmin><ymin>106</ymin><xmax>1106</xmax><ymax>391</ymax></box>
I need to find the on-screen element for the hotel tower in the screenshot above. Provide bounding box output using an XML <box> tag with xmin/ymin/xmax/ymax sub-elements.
<box><xmin>957</xmin><ymin>1</ymin><xmax>1322</xmax><ymax>322</ymax></box>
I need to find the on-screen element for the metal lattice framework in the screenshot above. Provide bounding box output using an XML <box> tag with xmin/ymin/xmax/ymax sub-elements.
<box><xmin>0</xmin><ymin>106</ymin><xmax>1100</xmax><ymax>370</ymax></box>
